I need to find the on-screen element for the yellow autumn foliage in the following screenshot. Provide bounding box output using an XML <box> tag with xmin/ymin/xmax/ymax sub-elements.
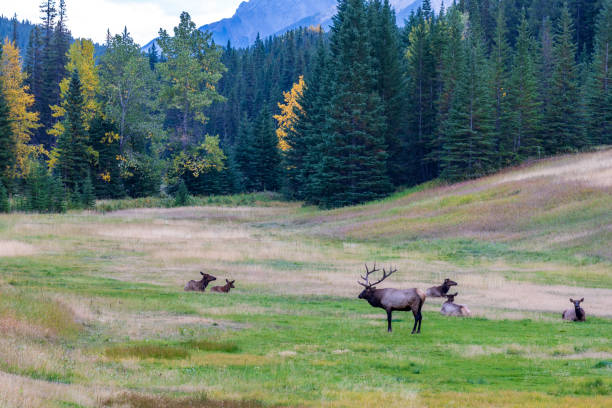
<box><xmin>273</xmin><ymin>75</ymin><xmax>305</xmax><ymax>151</ymax></box>
<box><xmin>0</xmin><ymin>39</ymin><xmax>45</xmax><ymax>177</ymax></box>
<box><xmin>49</xmin><ymin>39</ymin><xmax>101</xmax><ymax>139</ymax></box>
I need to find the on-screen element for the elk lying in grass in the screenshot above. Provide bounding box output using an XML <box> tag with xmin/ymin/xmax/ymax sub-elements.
<box><xmin>211</xmin><ymin>279</ymin><xmax>236</xmax><ymax>293</ymax></box>
<box><xmin>440</xmin><ymin>292</ymin><xmax>471</xmax><ymax>317</ymax></box>
<box><xmin>184</xmin><ymin>272</ymin><xmax>217</xmax><ymax>292</ymax></box>
<box><xmin>426</xmin><ymin>278</ymin><xmax>458</xmax><ymax>297</ymax></box>
<box><xmin>357</xmin><ymin>264</ymin><xmax>426</xmax><ymax>334</ymax></box>
<box><xmin>563</xmin><ymin>298</ymin><xmax>586</xmax><ymax>322</ymax></box>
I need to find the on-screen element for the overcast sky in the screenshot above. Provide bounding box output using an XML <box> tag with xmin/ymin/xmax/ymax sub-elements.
<box><xmin>2</xmin><ymin>0</ymin><xmax>244</xmax><ymax>45</ymax></box>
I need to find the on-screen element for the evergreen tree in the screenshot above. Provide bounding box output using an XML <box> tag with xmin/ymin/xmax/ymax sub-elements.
<box><xmin>38</xmin><ymin>0</ymin><xmax>59</xmax><ymax>148</ymax></box>
<box><xmin>543</xmin><ymin>2</ymin><xmax>584</xmax><ymax>152</ymax></box>
<box><xmin>284</xmin><ymin>40</ymin><xmax>329</xmax><ymax>200</ymax></box>
<box><xmin>492</xmin><ymin>4</ymin><xmax>512</xmax><ymax>165</ymax></box>
<box><xmin>507</xmin><ymin>12</ymin><xmax>543</xmax><ymax>160</ymax></box>
<box><xmin>148</xmin><ymin>42</ymin><xmax>159</xmax><ymax>70</ymax></box>
<box><xmin>89</xmin><ymin>115</ymin><xmax>124</xmax><ymax>198</ymax></box>
<box><xmin>313</xmin><ymin>0</ymin><xmax>392</xmax><ymax>208</ymax></box>
<box><xmin>0</xmin><ymin>82</ymin><xmax>15</xmax><ymax>192</ymax></box>
<box><xmin>368</xmin><ymin>0</ymin><xmax>405</xmax><ymax>185</ymax></box>
<box><xmin>440</xmin><ymin>29</ymin><xmax>497</xmax><ymax>181</ymax></box>
<box><xmin>0</xmin><ymin>180</ymin><xmax>9</xmax><ymax>213</ymax></box>
<box><xmin>250</xmin><ymin>107</ymin><xmax>280</xmax><ymax>191</ymax></box>
<box><xmin>81</xmin><ymin>174</ymin><xmax>95</xmax><ymax>208</ymax></box>
<box><xmin>233</xmin><ymin>115</ymin><xmax>254</xmax><ymax>191</ymax></box>
<box><xmin>25</xmin><ymin>26</ymin><xmax>43</xmax><ymax>146</ymax></box>
<box><xmin>57</xmin><ymin>69</ymin><xmax>89</xmax><ymax>191</ymax></box>
<box><xmin>174</xmin><ymin>179</ymin><xmax>189</xmax><ymax>206</ymax></box>
<box><xmin>405</xmin><ymin>9</ymin><xmax>437</xmax><ymax>183</ymax></box>
<box><xmin>584</xmin><ymin>0</ymin><xmax>612</xmax><ymax>145</ymax></box>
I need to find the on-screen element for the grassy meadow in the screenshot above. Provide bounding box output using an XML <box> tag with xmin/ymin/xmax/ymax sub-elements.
<box><xmin>0</xmin><ymin>149</ymin><xmax>611</xmax><ymax>407</ymax></box>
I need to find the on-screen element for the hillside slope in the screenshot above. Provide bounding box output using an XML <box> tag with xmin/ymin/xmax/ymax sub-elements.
<box><xmin>295</xmin><ymin>149</ymin><xmax>611</xmax><ymax>259</ymax></box>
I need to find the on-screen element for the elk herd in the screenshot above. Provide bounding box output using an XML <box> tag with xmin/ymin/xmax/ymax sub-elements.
<box><xmin>184</xmin><ymin>272</ymin><xmax>236</xmax><ymax>294</ymax></box>
<box><xmin>356</xmin><ymin>263</ymin><xmax>586</xmax><ymax>333</ymax></box>
<box><xmin>183</xmin><ymin>264</ymin><xmax>587</xmax><ymax>332</ymax></box>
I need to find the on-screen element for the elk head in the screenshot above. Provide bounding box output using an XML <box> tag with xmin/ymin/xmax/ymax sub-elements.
<box><xmin>201</xmin><ymin>272</ymin><xmax>217</xmax><ymax>284</ymax></box>
<box><xmin>570</xmin><ymin>298</ymin><xmax>584</xmax><ymax>308</ymax></box>
<box><xmin>443</xmin><ymin>278</ymin><xmax>458</xmax><ymax>288</ymax></box>
<box><xmin>226</xmin><ymin>279</ymin><xmax>235</xmax><ymax>289</ymax></box>
<box><xmin>357</xmin><ymin>263</ymin><xmax>397</xmax><ymax>300</ymax></box>
<box><xmin>445</xmin><ymin>292</ymin><xmax>458</xmax><ymax>302</ymax></box>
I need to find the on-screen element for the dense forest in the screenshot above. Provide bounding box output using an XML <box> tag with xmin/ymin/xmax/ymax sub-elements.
<box><xmin>0</xmin><ymin>0</ymin><xmax>610</xmax><ymax>212</ymax></box>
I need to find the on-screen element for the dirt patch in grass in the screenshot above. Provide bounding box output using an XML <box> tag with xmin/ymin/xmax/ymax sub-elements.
<box><xmin>100</xmin><ymin>392</ymin><xmax>266</xmax><ymax>408</ymax></box>
<box><xmin>0</xmin><ymin>240</ymin><xmax>38</xmax><ymax>257</ymax></box>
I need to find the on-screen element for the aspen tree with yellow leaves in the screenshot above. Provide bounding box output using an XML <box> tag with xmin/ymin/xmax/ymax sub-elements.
<box><xmin>0</xmin><ymin>39</ymin><xmax>44</xmax><ymax>179</ymax></box>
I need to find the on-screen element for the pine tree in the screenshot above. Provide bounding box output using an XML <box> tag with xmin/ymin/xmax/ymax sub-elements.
<box><xmin>148</xmin><ymin>42</ymin><xmax>159</xmax><ymax>70</ymax></box>
<box><xmin>233</xmin><ymin>115</ymin><xmax>254</xmax><ymax>191</ymax></box>
<box><xmin>57</xmin><ymin>69</ymin><xmax>89</xmax><ymax>191</ymax></box>
<box><xmin>25</xmin><ymin>26</ymin><xmax>43</xmax><ymax>146</ymax></box>
<box><xmin>543</xmin><ymin>2</ymin><xmax>584</xmax><ymax>153</ymax></box>
<box><xmin>492</xmin><ymin>4</ymin><xmax>512</xmax><ymax>165</ymax></box>
<box><xmin>175</xmin><ymin>179</ymin><xmax>189</xmax><ymax>206</ymax></box>
<box><xmin>0</xmin><ymin>179</ymin><xmax>9</xmax><ymax>213</ymax></box>
<box><xmin>284</xmin><ymin>39</ymin><xmax>329</xmax><ymax>200</ymax></box>
<box><xmin>584</xmin><ymin>0</ymin><xmax>612</xmax><ymax>145</ymax></box>
<box><xmin>507</xmin><ymin>12</ymin><xmax>543</xmax><ymax>160</ymax></box>
<box><xmin>81</xmin><ymin>174</ymin><xmax>95</xmax><ymax>209</ymax></box>
<box><xmin>405</xmin><ymin>9</ymin><xmax>437</xmax><ymax>183</ymax></box>
<box><xmin>368</xmin><ymin>0</ymin><xmax>405</xmax><ymax>185</ymax></box>
<box><xmin>440</xmin><ymin>29</ymin><xmax>497</xmax><ymax>181</ymax></box>
<box><xmin>39</xmin><ymin>0</ymin><xmax>59</xmax><ymax>148</ymax></box>
<box><xmin>313</xmin><ymin>0</ymin><xmax>392</xmax><ymax>208</ymax></box>
<box><xmin>250</xmin><ymin>107</ymin><xmax>280</xmax><ymax>191</ymax></box>
<box><xmin>0</xmin><ymin>81</ymin><xmax>15</xmax><ymax>192</ymax></box>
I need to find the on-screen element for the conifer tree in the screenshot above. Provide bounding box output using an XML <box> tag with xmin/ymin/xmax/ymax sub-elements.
<box><xmin>368</xmin><ymin>0</ymin><xmax>405</xmax><ymax>185</ymax></box>
<box><xmin>492</xmin><ymin>4</ymin><xmax>512</xmax><ymax>165</ymax></box>
<box><xmin>39</xmin><ymin>0</ymin><xmax>59</xmax><ymax>148</ymax></box>
<box><xmin>584</xmin><ymin>0</ymin><xmax>612</xmax><ymax>145</ymax></box>
<box><xmin>284</xmin><ymin>40</ymin><xmax>329</xmax><ymax>200</ymax></box>
<box><xmin>405</xmin><ymin>9</ymin><xmax>437</xmax><ymax>183</ymax></box>
<box><xmin>250</xmin><ymin>107</ymin><xmax>280</xmax><ymax>191</ymax></box>
<box><xmin>544</xmin><ymin>2</ymin><xmax>584</xmax><ymax>152</ymax></box>
<box><xmin>0</xmin><ymin>84</ymin><xmax>15</xmax><ymax>192</ymax></box>
<box><xmin>313</xmin><ymin>0</ymin><xmax>391</xmax><ymax>208</ymax></box>
<box><xmin>440</xmin><ymin>29</ymin><xmax>496</xmax><ymax>181</ymax></box>
<box><xmin>0</xmin><ymin>179</ymin><xmax>9</xmax><ymax>213</ymax></box>
<box><xmin>233</xmin><ymin>115</ymin><xmax>254</xmax><ymax>191</ymax></box>
<box><xmin>57</xmin><ymin>69</ymin><xmax>89</xmax><ymax>191</ymax></box>
<box><xmin>507</xmin><ymin>12</ymin><xmax>543</xmax><ymax>160</ymax></box>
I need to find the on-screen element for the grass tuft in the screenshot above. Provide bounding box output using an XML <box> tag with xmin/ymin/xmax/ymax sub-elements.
<box><xmin>100</xmin><ymin>392</ymin><xmax>265</xmax><ymax>408</ymax></box>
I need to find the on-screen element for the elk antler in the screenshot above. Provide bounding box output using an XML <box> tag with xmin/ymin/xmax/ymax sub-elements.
<box><xmin>358</xmin><ymin>263</ymin><xmax>397</xmax><ymax>287</ymax></box>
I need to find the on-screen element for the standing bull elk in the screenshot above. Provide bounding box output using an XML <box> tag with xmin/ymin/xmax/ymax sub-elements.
<box><xmin>184</xmin><ymin>272</ymin><xmax>217</xmax><ymax>292</ymax></box>
<box><xmin>357</xmin><ymin>264</ymin><xmax>426</xmax><ymax>334</ymax></box>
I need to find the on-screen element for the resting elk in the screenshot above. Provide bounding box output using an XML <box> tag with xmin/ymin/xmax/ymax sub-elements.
<box><xmin>440</xmin><ymin>292</ymin><xmax>471</xmax><ymax>317</ymax></box>
<box><xmin>425</xmin><ymin>278</ymin><xmax>458</xmax><ymax>297</ymax></box>
<box><xmin>211</xmin><ymin>279</ymin><xmax>236</xmax><ymax>293</ymax></box>
<box><xmin>184</xmin><ymin>272</ymin><xmax>217</xmax><ymax>292</ymax></box>
<box><xmin>357</xmin><ymin>264</ymin><xmax>426</xmax><ymax>334</ymax></box>
<box><xmin>562</xmin><ymin>298</ymin><xmax>586</xmax><ymax>322</ymax></box>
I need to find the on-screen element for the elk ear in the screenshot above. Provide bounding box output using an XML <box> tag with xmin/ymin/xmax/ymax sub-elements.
<box><xmin>231</xmin><ymin>280</ymin><xmax>235</xmax><ymax>284</ymax></box>
<box><xmin>569</xmin><ymin>298</ymin><xmax>574</xmax><ymax>303</ymax></box>
<box><xmin>200</xmin><ymin>272</ymin><xmax>205</xmax><ymax>276</ymax></box>
<box><xmin>580</xmin><ymin>298</ymin><xmax>584</xmax><ymax>302</ymax></box>
<box><xmin>226</xmin><ymin>279</ymin><xmax>230</xmax><ymax>283</ymax></box>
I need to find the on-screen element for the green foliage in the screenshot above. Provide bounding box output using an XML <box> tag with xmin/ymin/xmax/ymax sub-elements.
<box><xmin>0</xmin><ymin>85</ymin><xmax>15</xmax><ymax>193</ymax></box>
<box><xmin>0</xmin><ymin>180</ymin><xmax>9</xmax><ymax>213</ymax></box>
<box><xmin>174</xmin><ymin>179</ymin><xmax>190</xmax><ymax>206</ymax></box>
<box><xmin>157</xmin><ymin>12</ymin><xmax>226</xmax><ymax>145</ymax></box>
<box><xmin>56</xmin><ymin>69</ymin><xmax>90</xmax><ymax>192</ymax></box>
<box><xmin>19</xmin><ymin>160</ymin><xmax>66</xmax><ymax>213</ymax></box>
<box><xmin>119</xmin><ymin>153</ymin><xmax>161</xmax><ymax>198</ymax></box>
<box><xmin>88</xmin><ymin>115</ymin><xmax>124</xmax><ymax>199</ymax></box>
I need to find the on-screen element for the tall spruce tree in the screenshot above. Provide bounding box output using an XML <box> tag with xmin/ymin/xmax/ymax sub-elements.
<box><xmin>250</xmin><ymin>107</ymin><xmax>280</xmax><ymax>191</ymax></box>
<box><xmin>39</xmin><ymin>0</ymin><xmax>59</xmax><ymax>148</ymax></box>
<box><xmin>508</xmin><ymin>12</ymin><xmax>543</xmax><ymax>160</ymax></box>
<box><xmin>368</xmin><ymin>0</ymin><xmax>405</xmax><ymax>185</ymax></box>
<box><xmin>492</xmin><ymin>3</ymin><xmax>512</xmax><ymax>165</ymax></box>
<box><xmin>57</xmin><ymin>69</ymin><xmax>89</xmax><ymax>191</ymax></box>
<box><xmin>544</xmin><ymin>2</ymin><xmax>584</xmax><ymax>153</ymax></box>
<box><xmin>313</xmin><ymin>0</ymin><xmax>392</xmax><ymax>208</ymax></box>
<box><xmin>584</xmin><ymin>0</ymin><xmax>612</xmax><ymax>145</ymax></box>
<box><xmin>284</xmin><ymin>39</ymin><xmax>329</xmax><ymax>200</ymax></box>
<box><xmin>440</xmin><ymin>28</ymin><xmax>497</xmax><ymax>181</ymax></box>
<box><xmin>0</xmin><ymin>82</ymin><xmax>15</xmax><ymax>192</ymax></box>
<box><xmin>405</xmin><ymin>8</ymin><xmax>437</xmax><ymax>183</ymax></box>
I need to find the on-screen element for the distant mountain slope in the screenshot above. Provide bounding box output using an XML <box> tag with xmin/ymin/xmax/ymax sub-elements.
<box><xmin>202</xmin><ymin>0</ymin><xmax>439</xmax><ymax>48</ymax></box>
<box><xmin>0</xmin><ymin>15</ymin><xmax>36</xmax><ymax>51</ymax></box>
<box><xmin>144</xmin><ymin>0</ymin><xmax>441</xmax><ymax>51</ymax></box>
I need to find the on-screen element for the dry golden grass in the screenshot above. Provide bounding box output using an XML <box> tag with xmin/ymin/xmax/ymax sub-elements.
<box><xmin>417</xmin><ymin>391</ymin><xmax>612</xmax><ymax>408</ymax></box>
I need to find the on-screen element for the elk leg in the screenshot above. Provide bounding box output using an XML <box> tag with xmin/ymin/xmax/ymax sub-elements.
<box><xmin>416</xmin><ymin>303</ymin><xmax>423</xmax><ymax>334</ymax></box>
<box><xmin>386</xmin><ymin>310</ymin><xmax>393</xmax><ymax>332</ymax></box>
